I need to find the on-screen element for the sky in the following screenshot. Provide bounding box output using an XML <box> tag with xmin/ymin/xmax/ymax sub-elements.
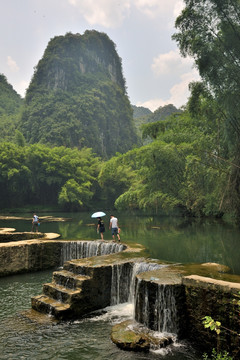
<box><xmin>0</xmin><ymin>0</ymin><xmax>200</xmax><ymax>112</ymax></box>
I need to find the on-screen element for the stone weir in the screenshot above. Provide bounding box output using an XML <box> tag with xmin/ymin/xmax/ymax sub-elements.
<box><xmin>133</xmin><ymin>264</ymin><xmax>240</xmax><ymax>355</ymax></box>
<box><xmin>0</xmin><ymin>229</ymin><xmax>131</xmax><ymax>276</ymax></box>
<box><xmin>134</xmin><ymin>268</ymin><xmax>186</xmax><ymax>339</ymax></box>
<box><xmin>28</xmin><ymin>244</ymin><xmax>240</xmax><ymax>355</ymax></box>
<box><xmin>31</xmin><ymin>244</ymin><xmax>150</xmax><ymax>320</ymax></box>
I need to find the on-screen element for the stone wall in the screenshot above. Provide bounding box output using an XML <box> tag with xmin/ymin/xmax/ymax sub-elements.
<box><xmin>0</xmin><ymin>237</ymin><xmax>133</xmax><ymax>277</ymax></box>
<box><xmin>134</xmin><ymin>277</ymin><xmax>187</xmax><ymax>339</ymax></box>
<box><xmin>0</xmin><ymin>232</ymin><xmax>45</xmax><ymax>242</ymax></box>
<box><xmin>183</xmin><ymin>275</ymin><xmax>240</xmax><ymax>356</ymax></box>
<box><xmin>134</xmin><ymin>270</ymin><xmax>240</xmax><ymax>356</ymax></box>
<box><xmin>0</xmin><ymin>239</ymin><xmax>61</xmax><ymax>276</ymax></box>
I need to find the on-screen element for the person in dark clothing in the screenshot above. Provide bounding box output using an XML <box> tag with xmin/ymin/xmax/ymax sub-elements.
<box><xmin>97</xmin><ymin>217</ymin><xmax>105</xmax><ymax>240</ymax></box>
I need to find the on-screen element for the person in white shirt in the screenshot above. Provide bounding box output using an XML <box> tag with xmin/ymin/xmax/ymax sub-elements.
<box><xmin>109</xmin><ymin>215</ymin><xmax>120</xmax><ymax>242</ymax></box>
<box><xmin>32</xmin><ymin>213</ymin><xmax>39</xmax><ymax>232</ymax></box>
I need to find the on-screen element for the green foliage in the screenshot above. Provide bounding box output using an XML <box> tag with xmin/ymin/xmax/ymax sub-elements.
<box><xmin>0</xmin><ymin>143</ymin><xmax>99</xmax><ymax>210</ymax></box>
<box><xmin>98</xmin><ymin>154</ymin><xmax>136</xmax><ymax>207</ymax></box>
<box><xmin>18</xmin><ymin>31</ymin><xmax>140</xmax><ymax>158</ymax></box>
<box><xmin>173</xmin><ymin>0</ymin><xmax>240</xmax><ymax>219</ymax></box>
<box><xmin>141</xmin><ymin>119</ymin><xmax>167</xmax><ymax>140</ymax></box>
<box><xmin>58</xmin><ymin>178</ymin><xmax>93</xmax><ymax>210</ymax></box>
<box><xmin>0</xmin><ymin>74</ymin><xmax>22</xmax><ymax>115</ymax></box>
<box><xmin>202</xmin><ymin>316</ymin><xmax>221</xmax><ymax>335</ymax></box>
<box><xmin>202</xmin><ymin>348</ymin><xmax>233</xmax><ymax>360</ymax></box>
<box><xmin>133</xmin><ymin>104</ymin><xmax>181</xmax><ymax>142</ymax></box>
<box><xmin>0</xmin><ymin>74</ymin><xmax>23</xmax><ymax>143</ymax></box>
<box><xmin>132</xmin><ymin>105</ymin><xmax>152</xmax><ymax>119</ymax></box>
<box><xmin>15</xmin><ymin>130</ymin><xmax>26</xmax><ymax>147</ymax></box>
<box><xmin>146</xmin><ymin>104</ymin><xmax>182</xmax><ymax>124</ymax></box>
<box><xmin>99</xmin><ymin>103</ymin><xmax>229</xmax><ymax>216</ymax></box>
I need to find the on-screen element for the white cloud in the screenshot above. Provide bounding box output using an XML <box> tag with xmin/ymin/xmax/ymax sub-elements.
<box><xmin>152</xmin><ymin>49</ymin><xmax>193</xmax><ymax>77</ymax></box>
<box><xmin>67</xmin><ymin>0</ymin><xmax>183</xmax><ymax>27</ymax></box>
<box><xmin>145</xmin><ymin>49</ymin><xmax>200</xmax><ymax>111</ymax></box>
<box><xmin>173</xmin><ymin>0</ymin><xmax>184</xmax><ymax>18</ymax></box>
<box><xmin>133</xmin><ymin>0</ymin><xmax>184</xmax><ymax>19</ymax></box>
<box><xmin>15</xmin><ymin>80</ymin><xmax>29</xmax><ymax>97</ymax></box>
<box><xmin>68</xmin><ymin>0</ymin><xmax>130</xmax><ymax>28</ymax></box>
<box><xmin>167</xmin><ymin>69</ymin><xmax>200</xmax><ymax>107</ymax></box>
<box><xmin>7</xmin><ymin>56</ymin><xmax>19</xmax><ymax>72</ymax></box>
<box><xmin>138</xmin><ymin>68</ymin><xmax>200</xmax><ymax>111</ymax></box>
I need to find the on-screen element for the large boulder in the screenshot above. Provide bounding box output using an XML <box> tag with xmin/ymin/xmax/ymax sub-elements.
<box><xmin>111</xmin><ymin>320</ymin><xmax>173</xmax><ymax>352</ymax></box>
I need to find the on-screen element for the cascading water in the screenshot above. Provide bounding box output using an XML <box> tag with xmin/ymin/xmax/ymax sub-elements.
<box><xmin>155</xmin><ymin>284</ymin><xmax>178</xmax><ymax>333</ymax></box>
<box><xmin>110</xmin><ymin>261</ymin><xmax>165</xmax><ymax>306</ymax></box>
<box><xmin>109</xmin><ymin>261</ymin><xmax>180</xmax><ymax>352</ymax></box>
<box><xmin>129</xmin><ymin>262</ymin><xmax>164</xmax><ymax>303</ymax></box>
<box><xmin>134</xmin><ymin>277</ymin><xmax>179</xmax><ymax>336</ymax></box>
<box><xmin>60</xmin><ymin>241</ymin><xmax>125</xmax><ymax>265</ymax></box>
<box><xmin>110</xmin><ymin>262</ymin><xmax>133</xmax><ymax>305</ymax></box>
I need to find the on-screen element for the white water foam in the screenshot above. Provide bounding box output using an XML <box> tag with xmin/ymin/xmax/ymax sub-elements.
<box><xmin>61</xmin><ymin>240</ymin><xmax>124</xmax><ymax>265</ymax></box>
<box><xmin>86</xmin><ymin>302</ymin><xmax>134</xmax><ymax>324</ymax></box>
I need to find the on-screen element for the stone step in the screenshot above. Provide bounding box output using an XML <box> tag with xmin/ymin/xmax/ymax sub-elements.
<box><xmin>31</xmin><ymin>294</ymin><xmax>71</xmax><ymax>319</ymax></box>
<box><xmin>43</xmin><ymin>282</ymin><xmax>82</xmax><ymax>303</ymax></box>
<box><xmin>63</xmin><ymin>260</ymin><xmax>94</xmax><ymax>277</ymax></box>
<box><xmin>20</xmin><ymin>308</ymin><xmax>59</xmax><ymax>325</ymax></box>
<box><xmin>52</xmin><ymin>270</ymin><xmax>91</xmax><ymax>290</ymax></box>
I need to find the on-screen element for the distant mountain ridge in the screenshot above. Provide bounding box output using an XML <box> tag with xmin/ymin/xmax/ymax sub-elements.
<box><xmin>18</xmin><ymin>30</ymin><xmax>140</xmax><ymax>158</ymax></box>
<box><xmin>132</xmin><ymin>105</ymin><xmax>152</xmax><ymax>118</ymax></box>
<box><xmin>146</xmin><ymin>104</ymin><xmax>181</xmax><ymax>123</ymax></box>
<box><xmin>132</xmin><ymin>104</ymin><xmax>182</xmax><ymax>138</ymax></box>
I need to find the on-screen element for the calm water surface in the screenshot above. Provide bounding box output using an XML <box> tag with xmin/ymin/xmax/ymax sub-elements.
<box><xmin>1</xmin><ymin>211</ymin><xmax>239</xmax><ymax>273</ymax></box>
<box><xmin>0</xmin><ymin>211</ymin><xmax>239</xmax><ymax>359</ymax></box>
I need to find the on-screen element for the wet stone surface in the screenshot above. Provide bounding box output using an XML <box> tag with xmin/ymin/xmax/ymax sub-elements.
<box><xmin>111</xmin><ymin>319</ymin><xmax>173</xmax><ymax>352</ymax></box>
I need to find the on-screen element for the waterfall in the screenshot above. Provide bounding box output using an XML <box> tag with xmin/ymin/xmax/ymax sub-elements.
<box><xmin>155</xmin><ymin>284</ymin><xmax>178</xmax><ymax>333</ymax></box>
<box><xmin>129</xmin><ymin>262</ymin><xmax>164</xmax><ymax>302</ymax></box>
<box><xmin>110</xmin><ymin>262</ymin><xmax>133</xmax><ymax>305</ymax></box>
<box><xmin>60</xmin><ymin>243</ymin><xmax>179</xmax><ymax>335</ymax></box>
<box><xmin>60</xmin><ymin>241</ymin><xmax>125</xmax><ymax>265</ymax></box>
<box><xmin>134</xmin><ymin>278</ymin><xmax>179</xmax><ymax>335</ymax></box>
<box><xmin>110</xmin><ymin>261</ymin><xmax>165</xmax><ymax>306</ymax></box>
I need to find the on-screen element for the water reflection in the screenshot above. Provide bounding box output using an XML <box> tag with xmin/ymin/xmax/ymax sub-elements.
<box><xmin>0</xmin><ymin>211</ymin><xmax>239</xmax><ymax>274</ymax></box>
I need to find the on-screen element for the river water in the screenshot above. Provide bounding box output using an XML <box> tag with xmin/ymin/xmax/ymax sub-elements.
<box><xmin>0</xmin><ymin>211</ymin><xmax>239</xmax><ymax>359</ymax></box>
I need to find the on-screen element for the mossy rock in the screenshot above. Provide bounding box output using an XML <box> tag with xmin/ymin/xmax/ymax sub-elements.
<box><xmin>111</xmin><ymin>320</ymin><xmax>150</xmax><ymax>352</ymax></box>
<box><xmin>111</xmin><ymin>320</ymin><xmax>173</xmax><ymax>352</ymax></box>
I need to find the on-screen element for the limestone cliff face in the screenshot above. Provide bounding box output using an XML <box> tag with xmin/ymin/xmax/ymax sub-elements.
<box><xmin>19</xmin><ymin>31</ymin><xmax>139</xmax><ymax>157</ymax></box>
<box><xmin>36</xmin><ymin>31</ymin><xmax>126</xmax><ymax>92</ymax></box>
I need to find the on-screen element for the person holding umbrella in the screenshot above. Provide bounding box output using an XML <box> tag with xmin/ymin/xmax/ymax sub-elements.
<box><xmin>97</xmin><ymin>217</ymin><xmax>105</xmax><ymax>240</ymax></box>
<box><xmin>91</xmin><ymin>211</ymin><xmax>106</xmax><ymax>241</ymax></box>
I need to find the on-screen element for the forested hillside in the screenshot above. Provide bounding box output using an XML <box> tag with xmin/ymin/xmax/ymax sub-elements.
<box><xmin>132</xmin><ymin>105</ymin><xmax>152</xmax><ymax>119</ymax></box>
<box><xmin>98</xmin><ymin>98</ymin><xmax>229</xmax><ymax>217</ymax></box>
<box><xmin>0</xmin><ymin>74</ymin><xmax>22</xmax><ymax>115</ymax></box>
<box><xmin>18</xmin><ymin>31</ymin><xmax>140</xmax><ymax>158</ymax></box>
<box><xmin>133</xmin><ymin>104</ymin><xmax>181</xmax><ymax>141</ymax></box>
<box><xmin>0</xmin><ymin>75</ymin><xmax>23</xmax><ymax>142</ymax></box>
<box><xmin>146</xmin><ymin>104</ymin><xmax>182</xmax><ymax>123</ymax></box>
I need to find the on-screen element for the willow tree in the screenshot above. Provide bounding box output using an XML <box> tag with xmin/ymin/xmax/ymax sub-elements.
<box><xmin>172</xmin><ymin>0</ymin><xmax>240</xmax><ymax>219</ymax></box>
